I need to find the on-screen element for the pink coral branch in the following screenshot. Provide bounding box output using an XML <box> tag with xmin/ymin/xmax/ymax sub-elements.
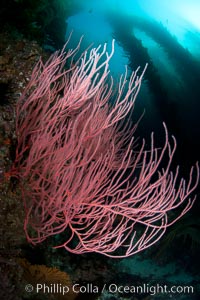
<box><xmin>14</xmin><ymin>38</ymin><xmax>199</xmax><ymax>257</ymax></box>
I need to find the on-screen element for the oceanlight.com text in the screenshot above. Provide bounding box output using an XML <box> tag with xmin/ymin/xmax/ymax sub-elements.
<box><xmin>24</xmin><ymin>282</ymin><xmax>194</xmax><ymax>296</ymax></box>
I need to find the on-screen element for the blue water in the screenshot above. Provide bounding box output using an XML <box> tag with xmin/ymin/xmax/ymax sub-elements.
<box><xmin>65</xmin><ymin>0</ymin><xmax>200</xmax><ymax>160</ymax></box>
<box><xmin>66</xmin><ymin>0</ymin><xmax>200</xmax><ymax>67</ymax></box>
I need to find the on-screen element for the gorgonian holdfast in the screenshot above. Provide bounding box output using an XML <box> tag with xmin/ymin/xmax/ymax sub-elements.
<box><xmin>13</xmin><ymin>36</ymin><xmax>199</xmax><ymax>258</ymax></box>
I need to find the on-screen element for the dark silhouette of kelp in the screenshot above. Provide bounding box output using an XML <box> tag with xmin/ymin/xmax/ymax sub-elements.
<box><xmin>107</xmin><ymin>13</ymin><xmax>200</xmax><ymax>174</ymax></box>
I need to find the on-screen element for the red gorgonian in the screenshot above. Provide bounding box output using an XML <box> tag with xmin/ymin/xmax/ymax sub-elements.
<box><xmin>13</xmin><ymin>37</ymin><xmax>199</xmax><ymax>257</ymax></box>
